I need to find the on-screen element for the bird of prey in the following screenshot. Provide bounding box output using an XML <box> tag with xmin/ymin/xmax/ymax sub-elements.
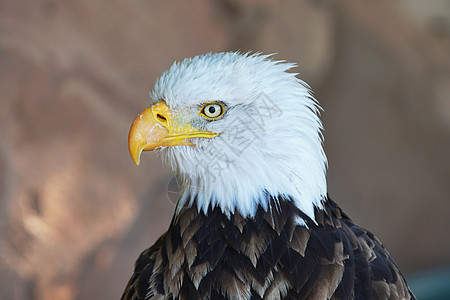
<box><xmin>122</xmin><ymin>52</ymin><xmax>415</xmax><ymax>300</ymax></box>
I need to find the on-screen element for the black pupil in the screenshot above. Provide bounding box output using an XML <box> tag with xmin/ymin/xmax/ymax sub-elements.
<box><xmin>208</xmin><ymin>106</ymin><xmax>216</xmax><ymax>114</ymax></box>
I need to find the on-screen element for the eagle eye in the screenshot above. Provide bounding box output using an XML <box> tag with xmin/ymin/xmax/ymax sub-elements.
<box><xmin>200</xmin><ymin>102</ymin><xmax>225</xmax><ymax>120</ymax></box>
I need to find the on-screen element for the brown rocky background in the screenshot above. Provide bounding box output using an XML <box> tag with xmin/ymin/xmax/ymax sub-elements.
<box><xmin>0</xmin><ymin>0</ymin><xmax>449</xmax><ymax>299</ymax></box>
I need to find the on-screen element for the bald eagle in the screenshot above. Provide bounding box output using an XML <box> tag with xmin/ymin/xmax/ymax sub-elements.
<box><xmin>122</xmin><ymin>52</ymin><xmax>415</xmax><ymax>300</ymax></box>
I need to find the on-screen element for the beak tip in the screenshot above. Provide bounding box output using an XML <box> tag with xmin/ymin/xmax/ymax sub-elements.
<box><xmin>130</xmin><ymin>150</ymin><xmax>142</xmax><ymax>166</ymax></box>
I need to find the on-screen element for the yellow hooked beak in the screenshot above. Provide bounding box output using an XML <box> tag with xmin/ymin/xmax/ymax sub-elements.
<box><xmin>128</xmin><ymin>100</ymin><xmax>219</xmax><ymax>165</ymax></box>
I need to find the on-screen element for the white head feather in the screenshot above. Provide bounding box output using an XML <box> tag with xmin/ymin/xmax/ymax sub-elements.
<box><xmin>150</xmin><ymin>52</ymin><xmax>327</xmax><ymax>222</ymax></box>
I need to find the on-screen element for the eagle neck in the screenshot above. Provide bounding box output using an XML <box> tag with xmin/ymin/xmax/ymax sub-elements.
<box><xmin>175</xmin><ymin>191</ymin><xmax>327</xmax><ymax>227</ymax></box>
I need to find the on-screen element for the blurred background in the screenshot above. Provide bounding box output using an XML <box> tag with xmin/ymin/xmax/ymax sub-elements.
<box><xmin>0</xmin><ymin>0</ymin><xmax>449</xmax><ymax>299</ymax></box>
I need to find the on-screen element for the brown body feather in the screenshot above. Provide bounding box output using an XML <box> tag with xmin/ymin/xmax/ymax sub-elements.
<box><xmin>121</xmin><ymin>196</ymin><xmax>415</xmax><ymax>300</ymax></box>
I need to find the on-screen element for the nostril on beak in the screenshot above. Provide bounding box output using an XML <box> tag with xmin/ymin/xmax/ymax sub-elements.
<box><xmin>156</xmin><ymin>114</ymin><xmax>167</xmax><ymax>123</ymax></box>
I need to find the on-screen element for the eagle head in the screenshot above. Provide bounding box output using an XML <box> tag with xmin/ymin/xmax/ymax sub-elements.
<box><xmin>128</xmin><ymin>52</ymin><xmax>327</xmax><ymax>221</ymax></box>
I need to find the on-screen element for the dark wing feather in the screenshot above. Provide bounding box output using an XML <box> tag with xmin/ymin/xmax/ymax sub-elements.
<box><xmin>121</xmin><ymin>234</ymin><xmax>166</xmax><ymax>300</ymax></box>
<box><xmin>327</xmin><ymin>199</ymin><xmax>416</xmax><ymax>300</ymax></box>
